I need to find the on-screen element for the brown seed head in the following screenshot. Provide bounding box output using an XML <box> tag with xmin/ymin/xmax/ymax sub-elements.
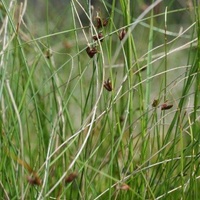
<box><xmin>27</xmin><ymin>173</ymin><xmax>42</xmax><ymax>186</ymax></box>
<box><xmin>86</xmin><ymin>46</ymin><xmax>98</xmax><ymax>58</ymax></box>
<box><xmin>65</xmin><ymin>172</ymin><xmax>78</xmax><ymax>184</ymax></box>
<box><xmin>95</xmin><ymin>16</ymin><xmax>109</xmax><ymax>29</ymax></box>
<box><xmin>152</xmin><ymin>99</ymin><xmax>159</xmax><ymax>107</ymax></box>
<box><xmin>104</xmin><ymin>78</ymin><xmax>113</xmax><ymax>92</ymax></box>
<box><xmin>103</xmin><ymin>18</ymin><xmax>109</xmax><ymax>27</ymax></box>
<box><xmin>92</xmin><ymin>32</ymin><xmax>104</xmax><ymax>42</ymax></box>
<box><xmin>161</xmin><ymin>103</ymin><xmax>173</xmax><ymax>110</ymax></box>
<box><xmin>45</xmin><ymin>50</ymin><xmax>52</xmax><ymax>59</ymax></box>
<box><xmin>119</xmin><ymin>29</ymin><xmax>126</xmax><ymax>41</ymax></box>
<box><xmin>96</xmin><ymin>17</ymin><xmax>102</xmax><ymax>29</ymax></box>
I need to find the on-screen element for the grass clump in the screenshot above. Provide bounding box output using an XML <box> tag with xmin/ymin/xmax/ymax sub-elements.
<box><xmin>0</xmin><ymin>0</ymin><xmax>200</xmax><ymax>199</ymax></box>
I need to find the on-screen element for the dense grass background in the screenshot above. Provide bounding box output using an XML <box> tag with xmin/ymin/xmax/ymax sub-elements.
<box><xmin>1</xmin><ymin>0</ymin><xmax>200</xmax><ymax>199</ymax></box>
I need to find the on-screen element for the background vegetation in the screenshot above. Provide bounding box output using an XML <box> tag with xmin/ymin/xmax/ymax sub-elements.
<box><xmin>0</xmin><ymin>0</ymin><xmax>200</xmax><ymax>199</ymax></box>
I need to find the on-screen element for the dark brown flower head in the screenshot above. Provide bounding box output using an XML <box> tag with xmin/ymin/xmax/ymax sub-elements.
<box><xmin>86</xmin><ymin>46</ymin><xmax>98</xmax><ymax>58</ymax></box>
<box><xmin>45</xmin><ymin>50</ymin><xmax>52</xmax><ymax>59</ymax></box>
<box><xmin>96</xmin><ymin>16</ymin><xmax>109</xmax><ymax>29</ymax></box>
<box><xmin>96</xmin><ymin>16</ymin><xmax>102</xmax><ymax>29</ymax></box>
<box><xmin>104</xmin><ymin>78</ymin><xmax>113</xmax><ymax>92</ymax></box>
<box><xmin>27</xmin><ymin>173</ymin><xmax>42</xmax><ymax>186</ymax></box>
<box><xmin>119</xmin><ymin>28</ymin><xmax>126</xmax><ymax>41</ymax></box>
<box><xmin>92</xmin><ymin>32</ymin><xmax>104</xmax><ymax>42</ymax></box>
<box><xmin>161</xmin><ymin>103</ymin><xmax>173</xmax><ymax>110</ymax></box>
<box><xmin>152</xmin><ymin>99</ymin><xmax>159</xmax><ymax>107</ymax></box>
<box><xmin>103</xmin><ymin>18</ymin><xmax>109</xmax><ymax>27</ymax></box>
<box><xmin>65</xmin><ymin>172</ymin><xmax>78</xmax><ymax>184</ymax></box>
